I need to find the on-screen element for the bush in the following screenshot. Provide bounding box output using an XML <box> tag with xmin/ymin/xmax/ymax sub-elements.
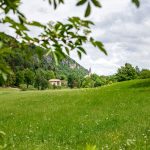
<box><xmin>52</xmin><ymin>84</ymin><xmax>61</xmax><ymax>89</ymax></box>
<box><xmin>116</xmin><ymin>63</ymin><xmax>137</xmax><ymax>82</ymax></box>
<box><xmin>19</xmin><ymin>84</ymin><xmax>36</xmax><ymax>91</ymax></box>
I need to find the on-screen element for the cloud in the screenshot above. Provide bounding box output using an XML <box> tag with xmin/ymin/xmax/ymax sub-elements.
<box><xmin>78</xmin><ymin>0</ymin><xmax>150</xmax><ymax>75</ymax></box>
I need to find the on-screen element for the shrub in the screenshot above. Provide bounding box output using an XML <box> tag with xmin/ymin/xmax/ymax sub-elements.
<box><xmin>19</xmin><ymin>84</ymin><xmax>36</xmax><ymax>91</ymax></box>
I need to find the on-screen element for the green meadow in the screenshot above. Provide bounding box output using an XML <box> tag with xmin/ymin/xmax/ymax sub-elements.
<box><xmin>0</xmin><ymin>79</ymin><xmax>150</xmax><ymax>150</ymax></box>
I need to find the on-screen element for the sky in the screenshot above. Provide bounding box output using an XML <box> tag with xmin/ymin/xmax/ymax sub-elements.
<box><xmin>1</xmin><ymin>0</ymin><xmax>150</xmax><ymax>75</ymax></box>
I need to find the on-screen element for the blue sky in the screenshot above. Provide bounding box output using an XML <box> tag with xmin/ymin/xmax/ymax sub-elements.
<box><xmin>1</xmin><ymin>0</ymin><xmax>150</xmax><ymax>75</ymax></box>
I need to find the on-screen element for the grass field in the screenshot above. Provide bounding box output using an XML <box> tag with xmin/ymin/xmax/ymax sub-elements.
<box><xmin>0</xmin><ymin>79</ymin><xmax>150</xmax><ymax>150</ymax></box>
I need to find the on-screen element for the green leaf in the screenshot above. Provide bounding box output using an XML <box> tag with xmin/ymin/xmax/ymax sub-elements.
<box><xmin>84</xmin><ymin>20</ymin><xmax>94</xmax><ymax>26</ymax></box>
<box><xmin>77</xmin><ymin>51</ymin><xmax>82</xmax><ymax>59</ymax></box>
<box><xmin>18</xmin><ymin>15</ymin><xmax>26</xmax><ymax>24</ymax></box>
<box><xmin>0</xmin><ymin>42</ymin><xmax>3</xmax><ymax>48</ymax></box>
<box><xmin>53</xmin><ymin>0</ymin><xmax>57</xmax><ymax>9</ymax></box>
<box><xmin>0</xmin><ymin>62</ymin><xmax>12</xmax><ymax>80</ymax></box>
<box><xmin>77</xmin><ymin>47</ymin><xmax>87</xmax><ymax>54</ymax></box>
<box><xmin>132</xmin><ymin>0</ymin><xmax>140</xmax><ymax>7</ymax></box>
<box><xmin>48</xmin><ymin>0</ymin><xmax>52</xmax><ymax>5</ymax></box>
<box><xmin>85</xmin><ymin>2</ymin><xmax>91</xmax><ymax>17</ymax></box>
<box><xmin>95</xmin><ymin>41</ymin><xmax>107</xmax><ymax>55</ymax></box>
<box><xmin>91</xmin><ymin>0</ymin><xmax>101</xmax><ymax>7</ymax></box>
<box><xmin>17</xmin><ymin>10</ymin><xmax>26</xmax><ymax>19</ymax></box>
<box><xmin>2</xmin><ymin>73</ymin><xmax>7</xmax><ymax>81</ymax></box>
<box><xmin>59</xmin><ymin>0</ymin><xmax>64</xmax><ymax>4</ymax></box>
<box><xmin>29</xmin><ymin>21</ymin><xmax>45</xmax><ymax>28</ymax></box>
<box><xmin>90</xmin><ymin>37</ymin><xmax>96</xmax><ymax>47</ymax></box>
<box><xmin>3</xmin><ymin>16</ymin><xmax>15</xmax><ymax>24</ymax></box>
<box><xmin>76</xmin><ymin>0</ymin><xmax>87</xmax><ymax>6</ymax></box>
<box><xmin>52</xmin><ymin>51</ymin><xmax>59</xmax><ymax>65</ymax></box>
<box><xmin>65</xmin><ymin>47</ymin><xmax>70</xmax><ymax>55</ymax></box>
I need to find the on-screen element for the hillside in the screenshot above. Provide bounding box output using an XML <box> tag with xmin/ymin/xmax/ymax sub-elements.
<box><xmin>0</xmin><ymin>32</ymin><xmax>88</xmax><ymax>80</ymax></box>
<box><xmin>0</xmin><ymin>79</ymin><xmax>150</xmax><ymax>149</ymax></box>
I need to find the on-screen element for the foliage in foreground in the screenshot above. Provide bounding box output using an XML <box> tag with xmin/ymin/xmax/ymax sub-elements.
<box><xmin>0</xmin><ymin>79</ymin><xmax>150</xmax><ymax>149</ymax></box>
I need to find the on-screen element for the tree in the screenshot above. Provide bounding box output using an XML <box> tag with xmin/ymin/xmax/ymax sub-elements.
<box><xmin>5</xmin><ymin>73</ymin><xmax>16</xmax><ymax>87</ymax></box>
<box><xmin>82</xmin><ymin>77</ymin><xmax>95</xmax><ymax>88</ymax></box>
<box><xmin>0</xmin><ymin>0</ymin><xmax>140</xmax><ymax>78</ymax></box>
<box><xmin>59</xmin><ymin>74</ymin><xmax>67</xmax><ymax>80</ymax></box>
<box><xmin>45</xmin><ymin>70</ymin><xmax>55</xmax><ymax>80</ymax></box>
<box><xmin>40</xmin><ymin>78</ymin><xmax>49</xmax><ymax>90</ymax></box>
<box><xmin>68</xmin><ymin>74</ymin><xmax>76</xmax><ymax>88</ymax></box>
<box><xmin>140</xmin><ymin>69</ymin><xmax>150</xmax><ymax>79</ymax></box>
<box><xmin>24</xmin><ymin>69</ymin><xmax>34</xmax><ymax>88</ymax></box>
<box><xmin>116</xmin><ymin>63</ymin><xmax>137</xmax><ymax>82</ymax></box>
<box><xmin>34</xmin><ymin>71</ymin><xmax>42</xmax><ymax>90</ymax></box>
<box><xmin>0</xmin><ymin>75</ymin><xmax>5</xmax><ymax>86</ymax></box>
<box><xmin>81</xmin><ymin>74</ymin><xmax>108</xmax><ymax>88</ymax></box>
<box><xmin>135</xmin><ymin>66</ymin><xmax>140</xmax><ymax>76</ymax></box>
<box><xmin>90</xmin><ymin>74</ymin><xmax>102</xmax><ymax>87</ymax></box>
<box><xmin>34</xmin><ymin>69</ymin><xmax>50</xmax><ymax>90</ymax></box>
<box><xmin>105</xmin><ymin>75</ymin><xmax>117</xmax><ymax>84</ymax></box>
<box><xmin>67</xmin><ymin>71</ymin><xmax>84</xmax><ymax>88</ymax></box>
<box><xmin>15</xmin><ymin>71</ymin><xmax>24</xmax><ymax>86</ymax></box>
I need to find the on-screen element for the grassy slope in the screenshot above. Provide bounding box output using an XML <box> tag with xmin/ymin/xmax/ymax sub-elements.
<box><xmin>0</xmin><ymin>79</ymin><xmax>150</xmax><ymax>150</ymax></box>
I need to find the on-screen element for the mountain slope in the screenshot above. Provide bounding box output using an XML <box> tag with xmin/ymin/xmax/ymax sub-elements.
<box><xmin>0</xmin><ymin>32</ymin><xmax>88</xmax><ymax>78</ymax></box>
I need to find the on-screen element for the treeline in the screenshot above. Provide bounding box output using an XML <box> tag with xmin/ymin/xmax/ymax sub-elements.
<box><xmin>0</xmin><ymin>68</ymin><xmax>55</xmax><ymax>90</ymax></box>
<box><xmin>0</xmin><ymin>67</ymin><xmax>87</xmax><ymax>90</ymax></box>
<box><xmin>0</xmin><ymin>33</ymin><xmax>150</xmax><ymax>90</ymax></box>
<box><xmin>1</xmin><ymin>61</ymin><xmax>150</xmax><ymax>90</ymax></box>
<box><xmin>80</xmin><ymin>63</ymin><xmax>150</xmax><ymax>88</ymax></box>
<box><xmin>116</xmin><ymin>63</ymin><xmax>150</xmax><ymax>81</ymax></box>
